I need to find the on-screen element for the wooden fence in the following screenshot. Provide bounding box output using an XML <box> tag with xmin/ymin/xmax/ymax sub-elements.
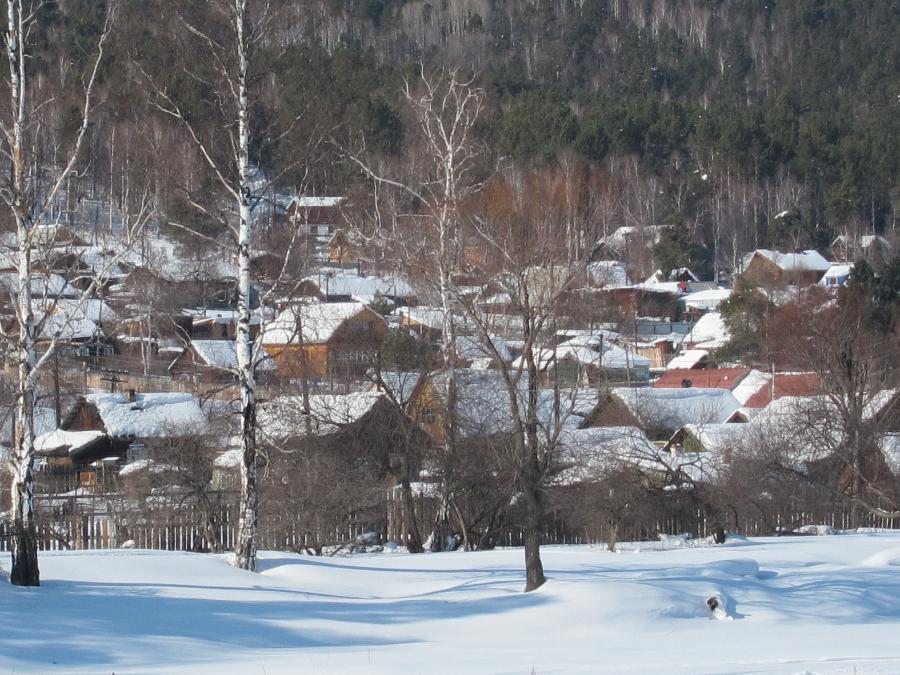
<box><xmin>2</xmin><ymin>493</ymin><xmax>898</xmax><ymax>554</ymax></box>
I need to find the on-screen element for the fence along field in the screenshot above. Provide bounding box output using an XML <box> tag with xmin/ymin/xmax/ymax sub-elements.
<box><xmin>2</xmin><ymin>493</ymin><xmax>898</xmax><ymax>554</ymax></box>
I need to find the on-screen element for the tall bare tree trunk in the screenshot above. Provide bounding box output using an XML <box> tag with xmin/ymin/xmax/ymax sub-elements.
<box><xmin>521</xmin><ymin>329</ymin><xmax>546</xmax><ymax>592</ymax></box>
<box><xmin>10</xmin><ymin>218</ymin><xmax>40</xmax><ymax>587</ymax></box>
<box><xmin>233</xmin><ymin>0</ymin><xmax>258</xmax><ymax>571</ymax></box>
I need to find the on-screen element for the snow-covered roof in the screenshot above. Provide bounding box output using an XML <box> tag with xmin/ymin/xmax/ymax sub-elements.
<box><xmin>0</xmin><ymin>272</ymin><xmax>79</xmax><ymax>298</ymax></box>
<box><xmin>819</xmin><ymin>264</ymin><xmax>853</xmax><ymax>286</ymax></box>
<box><xmin>666</xmin><ymin>349</ymin><xmax>709</xmax><ymax>370</ymax></box>
<box><xmin>371</xmin><ymin>371</ymin><xmax>421</xmax><ymax>407</ymax></box>
<box><xmin>613</xmin><ymin>387</ymin><xmax>744</xmax><ymax>432</ymax></box>
<box><xmin>187</xmin><ymin>340</ymin><xmax>276</xmax><ymax>371</ymax></box>
<box><xmin>85</xmin><ymin>392</ymin><xmax>208</xmax><ymax>438</ymax></box>
<box><xmin>456</xmin><ymin>334</ymin><xmax>512</xmax><ymax>363</ymax></box>
<box><xmin>676</xmin><ymin>423</ymin><xmax>750</xmax><ymax>454</ymax></box>
<box><xmin>262</xmin><ymin>301</ymin><xmax>384</xmax><ymax>345</ymax></box>
<box><xmin>303</xmin><ymin>270</ymin><xmax>414</xmax><ymax>303</ymax></box>
<box><xmin>33</xmin><ymin>302</ymin><xmax>103</xmax><ymax>341</ymax></box>
<box><xmin>182</xmin><ymin>308</ymin><xmax>263</xmax><ymax>326</ymax></box>
<box><xmin>258</xmin><ymin>391</ymin><xmax>385</xmax><ymax>440</ymax></box>
<box><xmin>731</xmin><ymin>369</ymin><xmax>771</xmax><ymax>405</ymax></box>
<box><xmin>685</xmin><ymin>312</ymin><xmax>729</xmax><ymax>349</ymax></box>
<box><xmin>682</xmin><ymin>288</ymin><xmax>731</xmax><ymax>311</ymax></box>
<box><xmin>743</xmin><ymin>249</ymin><xmax>831</xmax><ymax>273</ymax></box>
<box><xmin>882</xmin><ymin>434</ymin><xmax>900</xmax><ymax>476</ymax></box>
<box><xmin>587</xmin><ymin>261</ymin><xmax>630</xmax><ymax>288</ymax></box>
<box><xmin>291</xmin><ymin>196</ymin><xmax>345</xmax><ymax>209</ymax></box>
<box><xmin>526</xmin><ymin>338</ymin><xmax>652</xmax><ymax>371</ymax></box>
<box><xmin>424</xmin><ymin>369</ymin><xmax>585</xmax><ymax>439</ymax></box>
<box><xmin>394</xmin><ymin>306</ymin><xmax>448</xmax><ymax>331</ymax></box>
<box><xmin>594</xmin><ymin>225</ymin><xmax>662</xmax><ymax>252</ymax></box>
<box><xmin>34</xmin><ymin>429</ymin><xmax>105</xmax><ymax>455</ymax></box>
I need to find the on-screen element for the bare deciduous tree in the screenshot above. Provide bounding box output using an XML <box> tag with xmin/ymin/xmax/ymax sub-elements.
<box><xmin>0</xmin><ymin>0</ymin><xmax>113</xmax><ymax>586</ymax></box>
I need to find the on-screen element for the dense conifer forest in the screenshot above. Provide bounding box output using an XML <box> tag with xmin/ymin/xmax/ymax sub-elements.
<box><xmin>18</xmin><ymin>0</ymin><xmax>893</xmax><ymax>274</ymax></box>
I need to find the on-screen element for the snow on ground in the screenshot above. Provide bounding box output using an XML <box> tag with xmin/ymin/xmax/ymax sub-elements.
<box><xmin>3</xmin><ymin>534</ymin><xmax>900</xmax><ymax>673</ymax></box>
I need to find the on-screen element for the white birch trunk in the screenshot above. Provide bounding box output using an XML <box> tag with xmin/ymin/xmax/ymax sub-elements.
<box><xmin>233</xmin><ymin>0</ymin><xmax>259</xmax><ymax>571</ymax></box>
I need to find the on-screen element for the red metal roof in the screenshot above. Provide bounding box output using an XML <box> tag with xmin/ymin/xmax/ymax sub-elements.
<box><xmin>653</xmin><ymin>368</ymin><xmax>751</xmax><ymax>390</ymax></box>
<box><xmin>743</xmin><ymin>373</ymin><xmax>820</xmax><ymax>408</ymax></box>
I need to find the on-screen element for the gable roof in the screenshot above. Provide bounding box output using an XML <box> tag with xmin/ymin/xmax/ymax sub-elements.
<box><xmin>743</xmin><ymin>249</ymin><xmax>831</xmax><ymax>273</ymax></box>
<box><xmin>262</xmin><ymin>301</ymin><xmax>385</xmax><ymax>345</ymax></box>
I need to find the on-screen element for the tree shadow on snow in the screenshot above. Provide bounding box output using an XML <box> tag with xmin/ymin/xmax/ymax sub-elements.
<box><xmin>0</xmin><ymin>572</ymin><xmax>552</xmax><ymax>670</ymax></box>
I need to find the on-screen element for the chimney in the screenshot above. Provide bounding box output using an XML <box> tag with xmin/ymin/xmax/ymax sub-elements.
<box><xmin>127</xmin><ymin>389</ymin><xmax>137</xmax><ymax>402</ymax></box>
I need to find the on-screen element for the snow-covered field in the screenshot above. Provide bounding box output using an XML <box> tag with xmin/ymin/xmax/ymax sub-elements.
<box><xmin>3</xmin><ymin>533</ymin><xmax>900</xmax><ymax>674</ymax></box>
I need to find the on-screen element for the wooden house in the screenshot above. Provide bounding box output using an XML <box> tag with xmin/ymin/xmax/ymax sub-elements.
<box><xmin>831</xmin><ymin>235</ymin><xmax>892</xmax><ymax>265</ymax></box>
<box><xmin>261</xmin><ymin>301</ymin><xmax>388</xmax><ymax>379</ymax></box>
<box><xmin>740</xmin><ymin>249</ymin><xmax>831</xmax><ymax>287</ymax></box>
<box><xmin>167</xmin><ymin>339</ymin><xmax>276</xmax><ymax>383</ymax></box>
<box><xmin>35</xmin><ymin>391</ymin><xmax>208</xmax><ymax>488</ymax></box>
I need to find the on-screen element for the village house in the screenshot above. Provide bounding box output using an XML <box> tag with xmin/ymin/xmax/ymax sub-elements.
<box><xmin>296</xmin><ymin>269</ymin><xmax>416</xmax><ymax>307</ymax></box>
<box><xmin>585</xmin><ymin>387</ymin><xmax>747</xmax><ymax>441</ymax></box>
<box><xmin>830</xmin><ymin>234</ymin><xmax>892</xmax><ymax>266</ymax></box>
<box><xmin>34</xmin><ymin>391</ymin><xmax>209</xmax><ymax>489</ymax></box>
<box><xmin>261</xmin><ymin>301</ymin><xmax>389</xmax><ymax>380</ymax></box>
<box><xmin>167</xmin><ymin>339</ymin><xmax>276</xmax><ymax>384</ymax></box>
<box><xmin>740</xmin><ymin>249</ymin><xmax>832</xmax><ymax>287</ymax></box>
<box><xmin>654</xmin><ymin>367</ymin><xmax>751</xmax><ymax>391</ymax></box>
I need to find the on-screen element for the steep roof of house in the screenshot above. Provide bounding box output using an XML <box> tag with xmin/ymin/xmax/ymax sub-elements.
<box><xmin>731</xmin><ymin>369</ymin><xmax>772</xmax><ymax>405</ymax></box>
<box><xmin>744</xmin><ymin>249</ymin><xmax>831</xmax><ymax>273</ymax></box>
<box><xmin>654</xmin><ymin>368</ymin><xmax>750</xmax><ymax>390</ymax></box>
<box><xmin>262</xmin><ymin>301</ymin><xmax>384</xmax><ymax>345</ymax></box>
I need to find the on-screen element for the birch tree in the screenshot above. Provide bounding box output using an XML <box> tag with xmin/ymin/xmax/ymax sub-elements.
<box><xmin>0</xmin><ymin>0</ymin><xmax>112</xmax><ymax>586</ymax></box>
<box><xmin>347</xmin><ymin>67</ymin><xmax>485</xmax><ymax>551</ymax></box>
<box><xmin>137</xmin><ymin>0</ymin><xmax>316</xmax><ymax>571</ymax></box>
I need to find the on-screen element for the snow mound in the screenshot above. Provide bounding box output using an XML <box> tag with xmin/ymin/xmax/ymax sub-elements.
<box><xmin>861</xmin><ymin>547</ymin><xmax>900</xmax><ymax>567</ymax></box>
<box><xmin>795</xmin><ymin>524</ymin><xmax>836</xmax><ymax>536</ymax></box>
<box><xmin>646</xmin><ymin>558</ymin><xmax>763</xmax><ymax>579</ymax></box>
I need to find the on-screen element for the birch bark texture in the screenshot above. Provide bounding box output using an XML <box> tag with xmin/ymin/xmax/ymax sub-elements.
<box><xmin>0</xmin><ymin>0</ymin><xmax>111</xmax><ymax>586</ymax></box>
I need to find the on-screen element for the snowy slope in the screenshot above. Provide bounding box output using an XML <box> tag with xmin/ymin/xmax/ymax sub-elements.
<box><xmin>2</xmin><ymin>534</ymin><xmax>900</xmax><ymax>673</ymax></box>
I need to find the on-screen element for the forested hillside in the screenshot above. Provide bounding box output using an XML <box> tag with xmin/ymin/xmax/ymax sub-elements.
<box><xmin>12</xmin><ymin>0</ymin><xmax>900</xmax><ymax>275</ymax></box>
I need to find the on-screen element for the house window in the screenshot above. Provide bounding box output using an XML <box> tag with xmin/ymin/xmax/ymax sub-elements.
<box><xmin>419</xmin><ymin>406</ymin><xmax>436</xmax><ymax>425</ymax></box>
<box><xmin>126</xmin><ymin>441</ymin><xmax>146</xmax><ymax>463</ymax></box>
